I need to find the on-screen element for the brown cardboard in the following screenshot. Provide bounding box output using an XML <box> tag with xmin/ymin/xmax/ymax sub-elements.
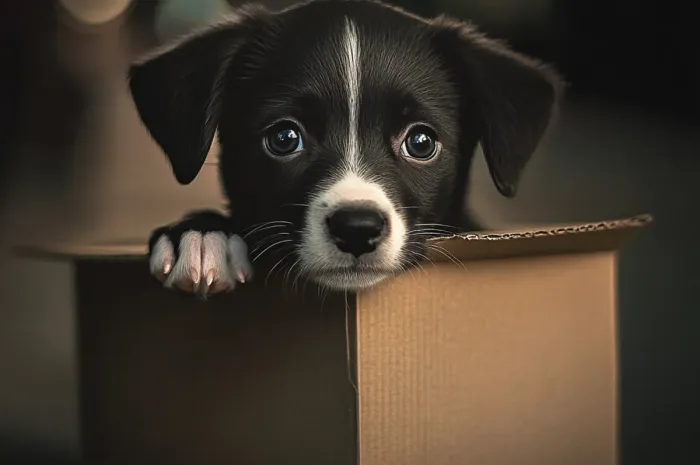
<box><xmin>18</xmin><ymin>215</ymin><xmax>650</xmax><ymax>465</ymax></box>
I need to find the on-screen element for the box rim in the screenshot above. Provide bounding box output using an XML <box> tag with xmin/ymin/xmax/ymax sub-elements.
<box><xmin>14</xmin><ymin>214</ymin><xmax>652</xmax><ymax>261</ymax></box>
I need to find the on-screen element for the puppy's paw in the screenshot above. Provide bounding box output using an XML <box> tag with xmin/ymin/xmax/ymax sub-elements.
<box><xmin>148</xmin><ymin>212</ymin><xmax>253</xmax><ymax>296</ymax></box>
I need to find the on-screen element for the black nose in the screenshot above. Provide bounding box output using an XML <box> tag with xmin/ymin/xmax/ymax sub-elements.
<box><xmin>325</xmin><ymin>206</ymin><xmax>388</xmax><ymax>257</ymax></box>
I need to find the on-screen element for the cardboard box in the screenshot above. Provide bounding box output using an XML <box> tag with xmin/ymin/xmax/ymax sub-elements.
<box><xmin>20</xmin><ymin>214</ymin><xmax>650</xmax><ymax>465</ymax></box>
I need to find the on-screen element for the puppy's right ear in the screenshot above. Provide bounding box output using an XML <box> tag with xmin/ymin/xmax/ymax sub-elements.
<box><xmin>129</xmin><ymin>16</ymin><xmax>257</xmax><ymax>184</ymax></box>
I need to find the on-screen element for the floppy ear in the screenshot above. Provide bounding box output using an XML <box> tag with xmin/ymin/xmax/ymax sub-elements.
<box><xmin>128</xmin><ymin>17</ymin><xmax>256</xmax><ymax>185</ymax></box>
<box><xmin>432</xmin><ymin>18</ymin><xmax>564</xmax><ymax>198</ymax></box>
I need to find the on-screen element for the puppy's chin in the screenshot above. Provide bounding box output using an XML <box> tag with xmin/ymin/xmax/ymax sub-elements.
<box><xmin>310</xmin><ymin>268</ymin><xmax>394</xmax><ymax>291</ymax></box>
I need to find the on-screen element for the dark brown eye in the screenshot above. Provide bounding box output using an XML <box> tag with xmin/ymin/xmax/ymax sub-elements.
<box><xmin>264</xmin><ymin>121</ymin><xmax>304</xmax><ymax>157</ymax></box>
<box><xmin>400</xmin><ymin>126</ymin><xmax>438</xmax><ymax>160</ymax></box>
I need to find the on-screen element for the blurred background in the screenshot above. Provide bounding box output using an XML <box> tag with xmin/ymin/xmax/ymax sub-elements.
<box><xmin>0</xmin><ymin>0</ymin><xmax>697</xmax><ymax>464</ymax></box>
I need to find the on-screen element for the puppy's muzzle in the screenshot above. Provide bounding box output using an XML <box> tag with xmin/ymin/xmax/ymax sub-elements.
<box><xmin>325</xmin><ymin>205</ymin><xmax>389</xmax><ymax>258</ymax></box>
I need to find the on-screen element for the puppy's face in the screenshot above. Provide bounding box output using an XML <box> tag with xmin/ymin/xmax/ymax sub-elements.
<box><xmin>129</xmin><ymin>1</ymin><xmax>562</xmax><ymax>291</ymax></box>
<box><xmin>218</xmin><ymin>8</ymin><xmax>462</xmax><ymax>290</ymax></box>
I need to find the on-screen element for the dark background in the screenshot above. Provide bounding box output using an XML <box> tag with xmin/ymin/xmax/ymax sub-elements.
<box><xmin>1</xmin><ymin>1</ymin><xmax>698</xmax><ymax>464</ymax></box>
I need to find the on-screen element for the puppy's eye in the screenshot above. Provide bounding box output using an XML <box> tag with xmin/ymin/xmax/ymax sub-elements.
<box><xmin>264</xmin><ymin>121</ymin><xmax>304</xmax><ymax>157</ymax></box>
<box><xmin>400</xmin><ymin>126</ymin><xmax>439</xmax><ymax>161</ymax></box>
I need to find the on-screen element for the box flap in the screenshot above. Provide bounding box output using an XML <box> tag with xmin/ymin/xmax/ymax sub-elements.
<box><xmin>15</xmin><ymin>215</ymin><xmax>651</xmax><ymax>262</ymax></box>
<box><xmin>427</xmin><ymin>214</ymin><xmax>651</xmax><ymax>262</ymax></box>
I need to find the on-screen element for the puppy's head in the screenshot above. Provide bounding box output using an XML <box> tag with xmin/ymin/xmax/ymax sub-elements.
<box><xmin>129</xmin><ymin>1</ymin><xmax>563</xmax><ymax>291</ymax></box>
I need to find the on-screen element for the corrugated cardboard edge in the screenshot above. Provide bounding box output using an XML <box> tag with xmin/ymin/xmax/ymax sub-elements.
<box><xmin>428</xmin><ymin>214</ymin><xmax>651</xmax><ymax>243</ymax></box>
<box><xmin>14</xmin><ymin>214</ymin><xmax>652</xmax><ymax>261</ymax></box>
<box><xmin>426</xmin><ymin>214</ymin><xmax>651</xmax><ymax>262</ymax></box>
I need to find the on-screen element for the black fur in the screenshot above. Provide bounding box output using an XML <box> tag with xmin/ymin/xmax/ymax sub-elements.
<box><xmin>147</xmin><ymin>210</ymin><xmax>231</xmax><ymax>262</ymax></box>
<box><xmin>130</xmin><ymin>0</ymin><xmax>563</xmax><ymax>281</ymax></box>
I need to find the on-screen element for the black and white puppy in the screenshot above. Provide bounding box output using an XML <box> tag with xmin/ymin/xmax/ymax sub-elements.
<box><xmin>129</xmin><ymin>0</ymin><xmax>562</xmax><ymax>295</ymax></box>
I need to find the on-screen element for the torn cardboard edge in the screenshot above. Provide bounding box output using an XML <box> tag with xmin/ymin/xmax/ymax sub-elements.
<box><xmin>14</xmin><ymin>214</ymin><xmax>652</xmax><ymax>262</ymax></box>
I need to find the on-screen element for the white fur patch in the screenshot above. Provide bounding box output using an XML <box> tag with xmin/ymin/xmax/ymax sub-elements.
<box><xmin>149</xmin><ymin>231</ymin><xmax>252</xmax><ymax>295</ymax></box>
<box><xmin>300</xmin><ymin>172</ymin><xmax>407</xmax><ymax>290</ymax></box>
<box><xmin>166</xmin><ymin>231</ymin><xmax>204</xmax><ymax>288</ymax></box>
<box><xmin>227</xmin><ymin>234</ymin><xmax>254</xmax><ymax>283</ymax></box>
<box><xmin>150</xmin><ymin>235</ymin><xmax>175</xmax><ymax>276</ymax></box>
<box><xmin>343</xmin><ymin>18</ymin><xmax>361</xmax><ymax>172</ymax></box>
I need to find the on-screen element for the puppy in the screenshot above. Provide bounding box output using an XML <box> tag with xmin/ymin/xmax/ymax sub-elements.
<box><xmin>129</xmin><ymin>0</ymin><xmax>562</xmax><ymax>295</ymax></box>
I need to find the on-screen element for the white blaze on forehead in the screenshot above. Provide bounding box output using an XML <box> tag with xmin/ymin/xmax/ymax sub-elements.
<box><xmin>343</xmin><ymin>18</ymin><xmax>361</xmax><ymax>172</ymax></box>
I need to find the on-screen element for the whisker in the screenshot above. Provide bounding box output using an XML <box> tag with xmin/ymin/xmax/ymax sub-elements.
<box><xmin>404</xmin><ymin>260</ymin><xmax>424</xmax><ymax>279</ymax></box>
<box><xmin>300</xmin><ymin>265</ymin><xmax>315</xmax><ymax>296</ymax></box>
<box><xmin>404</xmin><ymin>250</ymin><xmax>431</xmax><ymax>275</ymax></box>
<box><xmin>242</xmin><ymin>219</ymin><xmax>292</xmax><ymax>232</ymax></box>
<box><xmin>250</xmin><ymin>232</ymin><xmax>292</xmax><ymax>255</ymax></box>
<box><xmin>293</xmin><ymin>262</ymin><xmax>308</xmax><ymax>293</ymax></box>
<box><xmin>265</xmin><ymin>251</ymin><xmax>295</xmax><ymax>287</ymax></box>
<box><xmin>244</xmin><ymin>223</ymin><xmax>291</xmax><ymax>239</ymax></box>
<box><xmin>284</xmin><ymin>258</ymin><xmax>301</xmax><ymax>285</ymax></box>
<box><xmin>410</xmin><ymin>251</ymin><xmax>435</xmax><ymax>268</ymax></box>
<box><xmin>409</xmin><ymin>229</ymin><xmax>454</xmax><ymax>237</ymax></box>
<box><xmin>252</xmin><ymin>239</ymin><xmax>295</xmax><ymax>262</ymax></box>
<box><xmin>403</xmin><ymin>241</ymin><xmax>437</xmax><ymax>264</ymax></box>
<box><xmin>426</xmin><ymin>244</ymin><xmax>468</xmax><ymax>271</ymax></box>
<box><xmin>411</xmin><ymin>225</ymin><xmax>459</xmax><ymax>234</ymax></box>
<box><xmin>319</xmin><ymin>284</ymin><xmax>331</xmax><ymax>309</ymax></box>
<box><xmin>281</xmin><ymin>258</ymin><xmax>302</xmax><ymax>299</ymax></box>
<box><xmin>411</xmin><ymin>225</ymin><xmax>457</xmax><ymax>232</ymax></box>
<box><xmin>414</xmin><ymin>222</ymin><xmax>461</xmax><ymax>230</ymax></box>
<box><xmin>396</xmin><ymin>256</ymin><xmax>419</xmax><ymax>285</ymax></box>
<box><xmin>410</xmin><ymin>230</ymin><xmax>455</xmax><ymax>238</ymax></box>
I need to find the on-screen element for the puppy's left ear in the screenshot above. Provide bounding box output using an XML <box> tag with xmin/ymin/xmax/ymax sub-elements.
<box><xmin>128</xmin><ymin>13</ymin><xmax>262</xmax><ymax>185</ymax></box>
<box><xmin>432</xmin><ymin>18</ymin><xmax>564</xmax><ymax>198</ymax></box>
